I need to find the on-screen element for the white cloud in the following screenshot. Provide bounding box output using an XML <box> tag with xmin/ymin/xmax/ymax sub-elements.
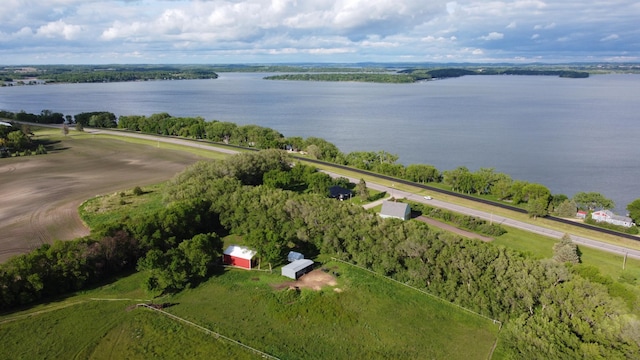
<box><xmin>506</xmin><ymin>21</ymin><xmax>517</xmax><ymax>29</ymax></box>
<box><xmin>36</xmin><ymin>20</ymin><xmax>83</xmax><ymax>40</ymax></box>
<box><xmin>479</xmin><ymin>32</ymin><xmax>504</xmax><ymax>40</ymax></box>
<box><xmin>534</xmin><ymin>22</ymin><xmax>556</xmax><ymax>30</ymax></box>
<box><xmin>601</xmin><ymin>34</ymin><xmax>619</xmax><ymax>42</ymax></box>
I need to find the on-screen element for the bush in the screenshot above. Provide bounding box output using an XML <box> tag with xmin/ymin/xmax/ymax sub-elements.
<box><xmin>35</xmin><ymin>144</ymin><xmax>47</xmax><ymax>155</ymax></box>
<box><xmin>133</xmin><ymin>186</ymin><xmax>144</xmax><ymax>196</ymax></box>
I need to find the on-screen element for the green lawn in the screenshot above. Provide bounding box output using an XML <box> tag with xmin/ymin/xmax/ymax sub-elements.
<box><xmin>165</xmin><ymin>261</ymin><xmax>499</xmax><ymax>360</ymax></box>
<box><xmin>0</xmin><ymin>261</ymin><xmax>499</xmax><ymax>360</ymax></box>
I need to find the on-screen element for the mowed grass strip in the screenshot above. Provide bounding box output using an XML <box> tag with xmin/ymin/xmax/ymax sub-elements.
<box><xmin>165</xmin><ymin>261</ymin><xmax>499</xmax><ymax>360</ymax></box>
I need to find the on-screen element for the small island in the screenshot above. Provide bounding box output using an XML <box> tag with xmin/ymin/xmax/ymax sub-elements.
<box><xmin>265</xmin><ymin>67</ymin><xmax>589</xmax><ymax>83</ymax></box>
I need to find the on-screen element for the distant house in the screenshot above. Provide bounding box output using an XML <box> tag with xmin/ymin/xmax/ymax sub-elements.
<box><xmin>329</xmin><ymin>186</ymin><xmax>353</xmax><ymax>200</ymax></box>
<box><xmin>591</xmin><ymin>210</ymin><xmax>634</xmax><ymax>228</ymax></box>
<box><xmin>379</xmin><ymin>201</ymin><xmax>411</xmax><ymax>221</ymax></box>
<box><xmin>223</xmin><ymin>245</ymin><xmax>257</xmax><ymax>269</ymax></box>
<box><xmin>287</xmin><ymin>251</ymin><xmax>304</xmax><ymax>262</ymax></box>
<box><xmin>282</xmin><ymin>259</ymin><xmax>314</xmax><ymax>280</ymax></box>
<box><xmin>576</xmin><ymin>210</ymin><xmax>587</xmax><ymax>219</ymax></box>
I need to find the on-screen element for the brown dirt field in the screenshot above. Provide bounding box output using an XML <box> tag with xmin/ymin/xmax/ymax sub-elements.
<box><xmin>271</xmin><ymin>269</ymin><xmax>338</xmax><ymax>291</ymax></box>
<box><xmin>0</xmin><ymin>134</ymin><xmax>204</xmax><ymax>262</ymax></box>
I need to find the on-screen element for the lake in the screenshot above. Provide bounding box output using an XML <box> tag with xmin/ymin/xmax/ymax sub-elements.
<box><xmin>1</xmin><ymin>73</ymin><xmax>639</xmax><ymax>212</ymax></box>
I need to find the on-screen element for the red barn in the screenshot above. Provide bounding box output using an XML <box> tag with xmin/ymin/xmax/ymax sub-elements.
<box><xmin>223</xmin><ymin>245</ymin><xmax>257</xmax><ymax>269</ymax></box>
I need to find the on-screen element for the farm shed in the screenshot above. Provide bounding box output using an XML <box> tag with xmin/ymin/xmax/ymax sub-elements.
<box><xmin>281</xmin><ymin>259</ymin><xmax>314</xmax><ymax>280</ymax></box>
<box><xmin>223</xmin><ymin>245</ymin><xmax>257</xmax><ymax>269</ymax></box>
<box><xmin>287</xmin><ymin>251</ymin><xmax>304</xmax><ymax>262</ymax></box>
<box><xmin>379</xmin><ymin>201</ymin><xmax>411</xmax><ymax>221</ymax></box>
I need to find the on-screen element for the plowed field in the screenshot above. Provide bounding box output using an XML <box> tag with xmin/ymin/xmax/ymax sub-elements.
<box><xmin>0</xmin><ymin>133</ymin><xmax>203</xmax><ymax>262</ymax></box>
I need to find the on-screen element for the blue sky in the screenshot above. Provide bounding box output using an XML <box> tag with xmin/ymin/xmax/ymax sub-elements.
<box><xmin>1</xmin><ymin>0</ymin><xmax>639</xmax><ymax>64</ymax></box>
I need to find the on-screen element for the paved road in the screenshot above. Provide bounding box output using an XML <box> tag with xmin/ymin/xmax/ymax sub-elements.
<box><xmin>20</xmin><ymin>123</ymin><xmax>640</xmax><ymax>260</ymax></box>
<box><xmin>322</xmin><ymin>171</ymin><xmax>640</xmax><ymax>260</ymax></box>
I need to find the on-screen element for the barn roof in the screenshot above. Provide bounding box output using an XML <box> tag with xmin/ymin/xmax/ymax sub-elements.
<box><xmin>223</xmin><ymin>245</ymin><xmax>256</xmax><ymax>260</ymax></box>
<box><xmin>380</xmin><ymin>201</ymin><xmax>410</xmax><ymax>219</ymax></box>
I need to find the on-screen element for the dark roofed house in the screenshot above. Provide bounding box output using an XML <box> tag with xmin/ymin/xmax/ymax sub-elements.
<box><xmin>379</xmin><ymin>201</ymin><xmax>411</xmax><ymax>221</ymax></box>
<box><xmin>329</xmin><ymin>186</ymin><xmax>353</xmax><ymax>200</ymax></box>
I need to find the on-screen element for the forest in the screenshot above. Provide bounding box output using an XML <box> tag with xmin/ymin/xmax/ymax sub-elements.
<box><xmin>1</xmin><ymin>148</ymin><xmax>638</xmax><ymax>358</ymax></box>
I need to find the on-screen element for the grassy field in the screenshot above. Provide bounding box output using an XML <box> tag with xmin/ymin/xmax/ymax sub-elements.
<box><xmin>0</xmin><ymin>261</ymin><xmax>499</xmax><ymax>360</ymax></box>
<box><xmin>0</xmin><ymin>272</ymin><xmax>262</xmax><ymax>360</ymax></box>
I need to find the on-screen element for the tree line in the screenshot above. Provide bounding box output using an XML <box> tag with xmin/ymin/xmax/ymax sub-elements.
<box><xmin>1</xmin><ymin>65</ymin><xmax>218</xmax><ymax>84</ymax></box>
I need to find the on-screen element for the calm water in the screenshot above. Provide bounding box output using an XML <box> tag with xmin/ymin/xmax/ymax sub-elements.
<box><xmin>2</xmin><ymin>73</ymin><xmax>639</xmax><ymax>212</ymax></box>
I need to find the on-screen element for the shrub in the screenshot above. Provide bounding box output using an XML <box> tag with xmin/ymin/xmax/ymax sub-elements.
<box><xmin>35</xmin><ymin>144</ymin><xmax>47</xmax><ymax>155</ymax></box>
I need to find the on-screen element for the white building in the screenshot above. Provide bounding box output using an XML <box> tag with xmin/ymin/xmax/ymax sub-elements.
<box><xmin>591</xmin><ymin>210</ymin><xmax>634</xmax><ymax>228</ymax></box>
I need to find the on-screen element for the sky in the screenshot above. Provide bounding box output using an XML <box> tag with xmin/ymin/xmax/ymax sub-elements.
<box><xmin>1</xmin><ymin>0</ymin><xmax>639</xmax><ymax>65</ymax></box>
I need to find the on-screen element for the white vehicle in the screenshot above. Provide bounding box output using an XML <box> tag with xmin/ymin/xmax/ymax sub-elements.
<box><xmin>423</xmin><ymin>196</ymin><xmax>432</xmax><ymax>200</ymax></box>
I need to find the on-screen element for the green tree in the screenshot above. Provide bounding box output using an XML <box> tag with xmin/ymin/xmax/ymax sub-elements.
<box><xmin>555</xmin><ymin>199</ymin><xmax>577</xmax><ymax>218</ymax></box>
<box><xmin>405</xmin><ymin>164</ymin><xmax>440</xmax><ymax>183</ymax></box>
<box><xmin>491</xmin><ymin>175</ymin><xmax>513</xmax><ymax>200</ymax></box>
<box><xmin>626</xmin><ymin>199</ymin><xmax>640</xmax><ymax>224</ymax></box>
<box><xmin>553</xmin><ymin>234</ymin><xmax>580</xmax><ymax>263</ymax></box>
<box><xmin>306</xmin><ymin>172</ymin><xmax>333</xmax><ymax>196</ymax></box>
<box><xmin>356</xmin><ymin>178</ymin><xmax>370</xmax><ymax>200</ymax></box>
<box><xmin>443</xmin><ymin>166</ymin><xmax>474</xmax><ymax>193</ymax></box>
<box><xmin>527</xmin><ymin>197</ymin><xmax>549</xmax><ymax>218</ymax></box>
<box><xmin>7</xmin><ymin>130</ymin><xmax>29</xmax><ymax>151</ymax></box>
<box><xmin>573</xmin><ymin>192</ymin><xmax>615</xmax><ymax>211</ymax></box>
<box><xmin>178</xmin><ymin>233</ymin><xmax>222</xmax><ymax>279</ymax></box>
<box><xmin>472</xmin><ymin>167</ymin><xmax>499</xmax><ymax>195</ymax></box>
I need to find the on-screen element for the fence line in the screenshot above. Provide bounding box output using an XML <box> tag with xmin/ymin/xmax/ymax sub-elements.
<box><xmin>137</xmin><ymin>304</ymin><xmax>280</xmax><ymax>360</ymax></box>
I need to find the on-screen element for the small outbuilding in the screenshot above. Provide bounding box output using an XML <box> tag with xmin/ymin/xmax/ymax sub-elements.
<box><xmin>287</xmin><ymin>251</ymin><xmax>304</xmax><ymax>262</ymax></box>
<box><xmin>281</xmin><ymin>259</ymin><xmax>314</xmax><ymax>280</ymax></box>
<box><xmin>379</xmin><ymin>201</ymin><xmax>411</xmax><ymax>221</ymax></box>
<box><xmin>329</xmin><ymin>186</ymin><xmax>353</xmax><ymax>200</ymax></box>
<box><xmin>223</xmin><ymin>245</ymin><xmax>257</xmax><ymax>269</ymax></box>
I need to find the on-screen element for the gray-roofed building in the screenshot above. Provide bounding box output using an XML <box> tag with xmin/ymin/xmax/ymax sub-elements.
<box><xmin>591</xmin><ymin>210</ymin><xmax>634</xmax><ymax>227</ymax></box>
<box><xmin>379</xmin><ymin>201</ymin><xmax>411</xmax><ymax>221</ymax></box>
<box><xmin>281</xmin><ymin>259</ymin><xmax>314</xmax><ymax>280</ymax></box>
<box><xmin>287</xmin><ymin>251</ymin><xmax>304</xmax><ymax>262</ymax></box>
